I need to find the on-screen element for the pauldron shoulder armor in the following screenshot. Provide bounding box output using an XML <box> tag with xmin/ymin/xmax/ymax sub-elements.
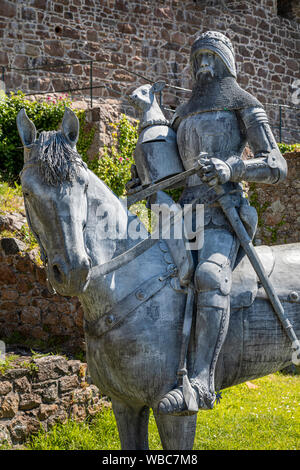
<box><xmin>227</xmin><ymin>107</ymin><xmax>287</xmax><ymax>184</ymax></box>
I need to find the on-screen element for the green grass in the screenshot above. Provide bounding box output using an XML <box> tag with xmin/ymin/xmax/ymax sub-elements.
<box><xmin>21</xmin><ymin>372</ymin><xmax>299</xmax><ymax>451</ymax></box>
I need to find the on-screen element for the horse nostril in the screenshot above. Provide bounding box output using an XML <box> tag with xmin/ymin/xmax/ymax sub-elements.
<box><xmin>53</xmin><ymin>264</ymin><xmax>63</xmax><ymax>284</ymax></box>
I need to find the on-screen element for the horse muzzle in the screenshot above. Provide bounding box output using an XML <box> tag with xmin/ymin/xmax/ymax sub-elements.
<box><xmin>48</xmin><ymin>255</ymin><xmax>91</xmax><ymax>296</ymax></box>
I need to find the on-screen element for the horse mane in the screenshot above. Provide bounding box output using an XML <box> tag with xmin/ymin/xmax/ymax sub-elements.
<box><xmin>36</xmin><ymin>130</ymin><xmax>86</xmax><ymax>186</ymax></box>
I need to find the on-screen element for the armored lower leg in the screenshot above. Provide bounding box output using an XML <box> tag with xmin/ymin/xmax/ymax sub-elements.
<box><xmin>157</xmin><ymin>298</ymin><xmax>230</xmax><ymax>416</ymax></box>
<box><xmin>190</xmin><ymin>298</ymin><xmax>230</xmax><ymax>409</ymax></box>
<box><xmin>158</xmin><ymin>228</ymin><xmax>237</xmax><ymax>416</ymax></box>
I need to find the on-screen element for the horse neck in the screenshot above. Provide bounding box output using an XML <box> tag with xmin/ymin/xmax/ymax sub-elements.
<box><xmin>85</xmin><ymin>169</ymin><xmax>153</xmax><ymax>264</ymax></box>
<box><xmin>80</xmin><ymin>169</ymin><xmax>164</xmax><ymax>321</ymax></box>
<box><xmin>141</xmin><ymin>99</ymin><xmax>165</xmax><ymax>123</ymax></box>
<box><xmin>84</xmin><ymin>170</ymin><xmax>130</xmax><ymax>266</ymax></box>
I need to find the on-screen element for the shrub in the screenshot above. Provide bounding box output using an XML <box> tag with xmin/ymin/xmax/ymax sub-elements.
<box><xmin>0</xmin><ymin>91</ymin><xmax>138</xmax><ymax>198</ymax></box>
<box><xmin>88</xmin><ymin>115</ymin><xmax>138</xmax><ymax>197</ymax></box>
<box><xmin>0</xmin><ymin>91</ymin><xmax>74</xmax><ymax>181</ymax></box>
<box><xmin>278</xmin><ymin>142</ymin><xmax>300</xmax><ymax>154</ymax></box>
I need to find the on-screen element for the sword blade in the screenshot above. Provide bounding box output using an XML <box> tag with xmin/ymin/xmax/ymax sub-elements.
<box><xmin>217</xmin><ymin>190</ymin><xmax>300</xmax><ymax>348</ymax></box>
<box><xmin>126</xmin><ymin>163</ymin><xmax>202</xmax><ymax>206</ymax></box>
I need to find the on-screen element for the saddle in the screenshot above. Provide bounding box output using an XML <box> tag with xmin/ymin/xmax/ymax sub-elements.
<box><xmin>231</xmin><ymin>243</ymin><xmax>300</xmax><ymax>309</ymax></box>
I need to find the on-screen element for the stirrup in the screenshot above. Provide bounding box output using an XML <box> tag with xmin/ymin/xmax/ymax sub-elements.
<box><xmin>157</xmin><ymin>383</ymin><xmax>216</xmax><ymax>416</ymax></box>
<box><xmin>157</xmin><ymin>387</ymin><xmax>197</xmax><ymax>416</ymax></box>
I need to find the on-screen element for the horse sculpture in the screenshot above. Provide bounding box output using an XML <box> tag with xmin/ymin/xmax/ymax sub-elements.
<box><xmin>17</xmin><ymin>108</ymin><xmax>300</xmax><ymax>450</ymax></box>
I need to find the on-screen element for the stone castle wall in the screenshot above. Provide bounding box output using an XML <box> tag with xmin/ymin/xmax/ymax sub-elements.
<box><xmin>0</xmin><ymin>240</ymin><xmax>84</xmax><ymax>354</ymax></box>
<box><xmin>0</xmin><ymin>354</ymin><xmax>108</xmax><ymax>445</ymax></box>
<box><xmin>250</xmin><ymin>150</ymin><xmax>300</xmax><ymax>245</ymax></box>
<box><xmin>0</xmin><ymin>0</ymin><xmax>299</xmax><ymax>142</ymax></box>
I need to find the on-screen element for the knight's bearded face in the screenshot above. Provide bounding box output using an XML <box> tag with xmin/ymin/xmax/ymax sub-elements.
<box><xmin>193</xmin><ymin>51</ymin><xmax>215</xmax><ymax>80</ymax></box>
<box><xmin>192</xmin><ymin>50</ymin><xmax>228</xmax><ymax>84</ymax></box>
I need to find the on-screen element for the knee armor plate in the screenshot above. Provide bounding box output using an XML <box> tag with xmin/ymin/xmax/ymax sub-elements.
<box><xmin>195</xmin><ymin>259</ymin><xmax>232</xmax><ymax>296</ymax></box>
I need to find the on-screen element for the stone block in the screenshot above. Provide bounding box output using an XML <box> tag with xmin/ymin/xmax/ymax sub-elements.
<box><xmin>170</xmin><ymin>31</ymin><xmax>186</xmax><ymax>46</ymax></box>
<box><xmin>25</xmin><ymin>44</ymin><xmax>40</xmax><ymax>57</ymax></box>
<box><xmin>41</xmin><ymin>382</ymin><xmax>58</xmax><ymax>403</ymax></box>
<box><xmin>59</xmin><ymin>375</ymin><xmax>80</xmax><ymax>393</ymax></box>
<box><xmin>87</xmin><ymin>30</ymin><xmax>98</xmax><ymax>42</ymax></box>
<box><xmin>0</xmin><ymin>392</ymin><xmax>19</xmax><ymax>418</ymax></box>
<box><xmin>16</xmin><ymin>254</ymin><xmax>35</xmax><ymax>274</ymax></box>
<box><xmin>22</xmin><ymin>7</ymin><xmax>36</xmax><ymax>21</ymax></box>
<box><xmin>44</xmin><ymin>40</ymin><xmax>64</xmax><ymax>57</ymax></box>
<box><xmin>1</xmin><ymin>238</ymin><xmax>27</xmax><ymax>256</ymax></box>
<box><xmin>47</xmin><ymin>409</ymin><xmax>67</xmax><ymax>428</ymax></box>
<box><xmin>37</xmin><ymin>403</ymin><xmax>58</xmax><ymax>420</ymax></box>
<box><xmin>0</xmin><ymin>265</ymin><xmax>17</xmax><ymax>285</ymax></box>
<box><xmin>34</xmin><ymin>356</ymin><xmax>69</xmax><ymax>382</ymax></box>
<box><xmin>20</xmin><ymin>306</ymin><xmax>41</xmax><ymax>326</ymax></box>
<box><xmin>0</xmin><ymin>381</ymin><xmax>13</xmax><ymax>396</ymax></box>
<box><xmin>8</xmin><ymin>415</ymin><xmax>40</xmax><ymax>443</ymax></box>
<box><xmin>14</xmin><ymin>376</ymin><xmax>31</xmax><ymax>394</ymax></box>
<box><xmin>0</xmin><ymin>52</ymin><xmax>9</xmax><ymax>65</ymax></box>
<box><xmin>68</xmin><ymin>359</ymin><xmax>84</xmax><ymax>375</ymax></box>
<box><xmin>35</xmin><ymin>266</ymin><xmax>46</xmax><ymax>284</ymax></box>
<box><xmin>0</xmin><ymin>0</ymin><xmax>16</xmax><ymax>18</ymax></box>
<box><xmin>70</xmin><ymin>404</ymin><xmax>87</xmax><ymax>421</ymax></box>
<box><xmin>118</xmin><ymin>23</ymin><xmax>136</xmax><ymax>34</ymax></box>
<box><xmin>62</xmin><ymin>26</ymin><xmax>80</xmax><ymax>40</ymax></box>
<box><xmin>32</xmin><ymin>0</ymin><xmax>48</xmax><ymax>8</ymax></box>
<box><xmin>19</xmin><ymin>393</ymin><xmax>41</xmax><ymax>411</ymax></box>
<box><xmin>16</xmin><ymin>275</ymin><xmax>34</xmax><ymax>294</ymax></box>
<box><xmin>1</xmin><ymin>289</ymin><xmax>19</xmax><ymax>301</ymax></box>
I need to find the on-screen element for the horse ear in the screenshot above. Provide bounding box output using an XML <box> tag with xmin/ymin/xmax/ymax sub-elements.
<box><xmin>151</xmin><ymin>81</ymin><xmax>166</xmax><ymax>94</ymax></box>
<box><xmin>16</xmin><ymin>109</ymin><xmax>37</xmax><ymax>148</ymax></box>
<box><xmin>61</xmin><ymin>107</ymin><xmax>79</xmax><ymax>148</ymax></box>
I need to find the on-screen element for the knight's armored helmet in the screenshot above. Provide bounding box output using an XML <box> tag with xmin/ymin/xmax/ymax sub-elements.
<box><xmin>191</xmin><ymin>31</ymin><xmax>236</xmax><ymax>79</ymax></box>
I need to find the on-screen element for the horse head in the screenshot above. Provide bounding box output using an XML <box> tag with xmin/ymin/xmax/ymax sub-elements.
<box><xmin>17</xmin><ymin>107</ymin><xmax>92</xmax><ymax>296</ymax></box>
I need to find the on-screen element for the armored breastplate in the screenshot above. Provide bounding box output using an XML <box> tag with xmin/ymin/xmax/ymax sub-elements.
<box><xmin>177</xmin><ymin>110</ymin><xmax>246</xmax><ymax>187</ymax></box>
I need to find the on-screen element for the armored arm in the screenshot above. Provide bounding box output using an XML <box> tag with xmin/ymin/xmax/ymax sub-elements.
<box><xmin>226</xmin><ymin>107</ymin><xmax>287</xmax><ymax>184</ymax></box>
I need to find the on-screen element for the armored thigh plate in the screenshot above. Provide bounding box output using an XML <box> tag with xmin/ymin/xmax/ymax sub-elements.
<box><xmin>134</xmin><ymin>125</ymin><xmax>184</xmax><ymax>186</ymax></box>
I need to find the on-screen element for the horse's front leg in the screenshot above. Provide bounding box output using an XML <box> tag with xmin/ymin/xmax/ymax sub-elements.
<box><xmin>112</xmin><ymin>399</ymin><xmax>150</xmax><ymax>450</ymax></box>
<box><xmin>153</xmin><ymin>411</ymin><xmax>197</xmax><ymax>450</ymax></box>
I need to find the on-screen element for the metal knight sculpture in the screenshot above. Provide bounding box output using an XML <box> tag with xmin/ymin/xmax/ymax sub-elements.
<box><xmin>157</xmin><ymin>31</ymin><xmax>288</xmax><ymax>415</ymax></box>
<box><xmin>129</xmin><ymin>31</ymin><xmax>288</xmax><ymax>416</ymax></box>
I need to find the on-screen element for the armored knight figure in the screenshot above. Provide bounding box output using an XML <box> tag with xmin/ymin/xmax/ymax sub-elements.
<box><xmin>156</xmin><ymin>31</ymin><xmax>287</xmax><ymax>416</ymax></box>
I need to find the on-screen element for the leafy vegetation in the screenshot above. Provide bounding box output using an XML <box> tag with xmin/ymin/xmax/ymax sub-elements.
<box><xmin>278</xmin><ymin>142</ymin><xmax>300</xmax><ymax>154</ymax></box>
<box><xmin>0</xmin><ymin>93</ymin><xmax>97</xmax><ymax>258</ymax></box>
<box><xmin>22</xmin><ymin>372</ymin><xmax>299</xmax><ymax>450</ymax></box>
<box><xmin>87</xmin><ymin>115</ymin><xmax>138</xmax><ymax>197</ymax></box>
<box><xmin>0</xmin><ymin>91</ymin><xmax>74</xmax><ymax>182</ymax></box>
<box><xmin>0</xmin><ymin>179</ymin><xmax>41</xmax><ymax>255</ymax></box>
<box><xmin>0</xmin><ymin>353</ymin><xmax>38</xmax><ymax>376</ymax></box>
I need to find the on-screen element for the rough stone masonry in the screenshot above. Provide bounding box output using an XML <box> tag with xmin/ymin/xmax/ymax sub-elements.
<box><xmin>0</xmin><ymin>354</ymin><xmax>109</xmax><ymax>446</ymax></box>
<box><xmin>0</xmin><ymin>0</ymin><xmax>299</xmax><ymax>142</ymax></box>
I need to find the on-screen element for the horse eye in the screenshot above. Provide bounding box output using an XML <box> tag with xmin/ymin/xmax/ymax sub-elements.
<box><xmin>23</xmin><ymin>191</ymin><xmax>30</xmax><ymax>197</ymax></box>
